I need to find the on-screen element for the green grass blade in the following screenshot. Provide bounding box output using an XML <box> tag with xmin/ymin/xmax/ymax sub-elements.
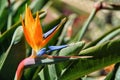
<box><xmin>71</xmin><ymin>8</ymin><xmax>97</xmax><ymax>42</ymax></box>
<box><xmin>85</xmin><ymin>27</ymin><xmax>120</xmax><ymax>48</ymax></box>
<box><xmin>0</xmin><ymin>0</ymin><xmax>7</xmax><ymax>16</ymax></box>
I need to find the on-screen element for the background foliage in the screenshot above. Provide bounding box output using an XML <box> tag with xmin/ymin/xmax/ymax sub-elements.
<box><xmin>1</xmin><ymin>0</ymin><xmax>120</xmax><ymax>80</ymax></box>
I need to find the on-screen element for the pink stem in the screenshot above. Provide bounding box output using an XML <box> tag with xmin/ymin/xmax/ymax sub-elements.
<box><xmin>15</xmin><ymin>57</ymin><xmax>35</xmax><ymax>80</ymax></box>
<box><xmin>15</xmin><ymin>59</ymin><xmax>25</xmax><ymax>80</ymax></box>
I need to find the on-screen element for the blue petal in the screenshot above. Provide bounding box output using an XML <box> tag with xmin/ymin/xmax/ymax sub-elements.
<box><xmin>43</xmin><ymin>25</ymin><xmax>58</xmax><ymax>38</ymax></box>
<box><xmin>37</xmin><ymin>48</ymin><xmax>46</xmax><ymax>56</ymax></box>
<box><xmin>48</xmin><ymin>45</ymin><xmax>68</xmax><ymax>52</ymax></box>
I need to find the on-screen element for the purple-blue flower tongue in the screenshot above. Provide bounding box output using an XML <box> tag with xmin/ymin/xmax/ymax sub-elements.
<box><xmin>37</xmin><ymin>45</ymin><xmax>68</xmax><ymax>56</ymax></box>
<box><xmin>37</xmin><ymin>48</ymin><xmax>46</xmax><ymax>56</ymax></box>
<box><xmin>43</xmin><ymin>25</ymin><xmax>58</xmax><ymax>38</ymax></box>
<box><xmin>48</xmin><ymin>45</ymin><xmax>68</xmax><ymax>52</ymax></box>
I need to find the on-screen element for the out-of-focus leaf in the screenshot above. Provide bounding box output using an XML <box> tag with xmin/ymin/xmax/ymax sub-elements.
<box><xmin>0</xmin><ymin>26</ymin><xmax>25</xmax><ymax>79</ymax></box>
<box><xmin>30</xmin><ymin>0</ymin><xmax>48</xmax><ymax>12</ymax></box>
<box><xmin>0</xmin><ymin>26</ymin><xmax>23</xmax><ymax>70</ymax></box>
<box><xmin>85</xmin><ymin>27</ymin><xmax>120</xmax><ymax>48</ymax></box>
<box><xmin>0</xmin><ymin>0</ymin><xmax>7</xmax><ymax>16</ymax></box>
<box><xmin>41</xmin><ymin>1</ymin><xmax>52</xmax><ymax>11</ymax></box>
<box><xmin>42</xmin><ymin>16</ymin><xmax>66</xmax><ymax>33</ymax></box>
<box><xmin>0</xmin><ymin>8</ymin><xmax>9</xmax><ymax>31</ymax></box>
<box><xmin>12</xmin><ymin>0</ymin><xmax>30</xmax><ymax>23</ymax></box>
<box><xmin>105</xmin><ymin>63</ymin><xmax>120</xmax><ymax>80</ymax></box>
<box><xmin>114</xmin><ymin>64</ymin><xmax>120</xmax><ymax>80</ymax></box>
<box><xmin>57</xmin><ymin>14</ymin><xmax>77</xmax><ymax>45</ymax></box>
<box><xmin>97</xmin><ymin>28</ymin><xmax>120</xmax><ymax>44</ymax></box>
<box><xmin>71</xmin><ymin>8</ymin><xmax>96</xmax><ymax>42</ymax></box>
<box><xmin>103</xmin><ymin>0</ymin><xmax>120</xmax><ymax>3</ymax></box>
<box><xmin>11</xmin><ymin>26</ymin><xmax>23</xmax><ymax>44</ymax></box>
<box><xmin>0</xmin><ymin>39</ymin><xmax>25</xmax><ymax>80</ymax></box>
<box><xmin>60</xmin><ymin>39</ymin><xmax>120</xmax><ymax>80</ymax></box>
<box><xmin>7</xmin><ymin>10</ymin><xmax>13</xmax><ymax>30</ymax></box>
<box><xmin>45</xmin><ymin>18</ymin><xmax>67</xmax><ymax>46</ymax></box>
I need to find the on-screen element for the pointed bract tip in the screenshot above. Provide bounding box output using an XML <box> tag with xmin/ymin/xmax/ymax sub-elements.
<box><xmin>61</xmin><ymin>17</ymin><xmax>67</xmax><ymax>23</ymax></box>
<box><xmin>48</xmin><ymin>45</ymin><xmax>68</xmax><ymax>51</ymax></box>
<box><xmin>70</xmin><ymin>56</ymin><xmax>93</xmax><ymax>60</ymax></box>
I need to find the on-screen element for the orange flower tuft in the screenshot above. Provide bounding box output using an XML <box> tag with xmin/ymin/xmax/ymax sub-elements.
<box><xmin>21</xmin><ymin>5</ymin><xmax>63</xmax><ymax>53</ymax></box>
<box><xmin>21</xmin><ymin>6</ymin><xmax>43</xmax><ymax>52</ymax></box>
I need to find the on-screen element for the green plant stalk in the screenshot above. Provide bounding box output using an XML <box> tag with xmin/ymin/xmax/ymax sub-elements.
<box><xmin>79</xmin><ymin>8</ymin><xmax>97</xmax><ymax>40</ymax></box>
<box><xmin>72</xmin><ymin>8</ymin><xmax>97</xmax><ymax>42</ymax></box>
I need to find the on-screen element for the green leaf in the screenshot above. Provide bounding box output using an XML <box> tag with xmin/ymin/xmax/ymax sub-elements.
<box><xmin>0</xmin><ymin>0</ymin><xmax>7</xmax><ymax>16</ymax></box>
<box><xmin>37</xmin><ymin>56</ymin><xmax>83</xmax><ymax>80</ymax></box>
<box><xmin>56</xmin><ymin>14</ymin><xmax>77</xmax><ymax>45</ymax></box>
<box><xmin>0</xmin><ymin>7</ymin><xmax>9</xmax><ymax>31</ymax></box>
<box><xmin>0</xmin><ymin>26</ymin><xmax>23</xmax><ymax>70</ymax></box>
<box><xmin>105</xmin><ymin>63</ymin><xmax>120</xmax><ymax>80</ymax></box>
<box><xmin>59</xmin><ymin>41</ymin><xmax>85</xmax><ymax>56</ymax></box>
<box><xmin>47</xmin><ymin>64</ymin><xmax>58</xmax><ymax>80</ymax></box>
<box><xmin>114</xmin><ymin>64</ymin><xmax>120</xmax><ymax>80</ymax></box>
<box><xmin>38</xmin><ymin>66</ymin><xmax>50</xmax><ymax>80</ymax></box>
<box><xmin>12</xmin><ymin>0</ymin><xmax>30</xmax><ymax>23</ymax></box>
<box><xmin>32</xmin><ymin>66</ymin><xmax>43</xmax><ymax>80</ymax></box>
<box><xmin>55</xmin><ymin>41</ymin><xmax>85</xmax><ymax>79</ymax></box>
<box><xmin>60</xmin><ymin>39</ymin><xmax>120</xmax><ymax>80</ymax></box>
<box><xmin>0</xmin><ymin>26</ymin><xmax>24</xmax><ymax>80</ymax></box>
<box><xmin>85</xmin><ymin>27</ymin><xmax>120</xmax><ymax>48</ymax></box>
<box><xmin>23</xmin><ymin>67</ymin><xmax>39</xmax><ymax>80</ymax></box>
<box><xmin>97</xmin><ymin>28</ymin><xmax>120</xmax><ymax>45</ymax></box>
<box><xmin>11</xmin><ymin>26</ymin><xmax>23</xmax><ymax>44</ymax></box>
<box><xmin>30</xmin><ymin>0</ymin><xmax>48</xmax><ymax>12</ymax></box>
<box><xmin>7</xmin><ymin>11</ymin><xmax>13</xmax><ymax>30</ymax></box>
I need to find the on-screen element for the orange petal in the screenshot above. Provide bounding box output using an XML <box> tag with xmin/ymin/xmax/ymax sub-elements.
<box><xmin>34</xmin><ymin>12</ymin><xmax>43</xmax><ymax>49</ymax></box>
<box><xmin>20</xmin><ymin>15</ymin><xmax>34</xmax><ymax>50</ymax></box>
<box><xmin>25</xmin><ymin>5</ymin><xmax>34</xmax><ymax>28</ymax></box>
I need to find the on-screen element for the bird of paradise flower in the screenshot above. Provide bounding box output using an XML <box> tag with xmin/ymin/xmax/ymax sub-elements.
<box><xmin>14</xmin><ymin>5</ymin><xmax>92</xmax><ymax>80</ymax></box>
